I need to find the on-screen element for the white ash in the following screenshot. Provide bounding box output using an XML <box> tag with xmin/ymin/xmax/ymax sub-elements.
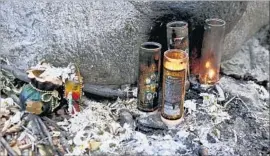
<box><xmin>219</xmin><ymin>76</ymin><xmax>269</xmax><ymax>110</ymax></box>
<box><xmin>0</xmin><ymin>97</ymin><xmax>21</xmax><ymax>119</ymax></box>
<box><xmin>61</xmin><ymin>97</ymin><xmax>189</xmax><ymax>155</ymax></box>
<box><xmin>0</xmin><ymin>97</ymin><xmax>15</xmax><ymax>108</ymax></box>
<box><xmin>28</xmin><ymin>61</ymin><xmax>78</xmax><ymax>85</ymax></box>
<box><xmin>184</xmin><ymin>100</ymin><xmax>197</xmax><ymax>114</ymax></box>
<box><xmin>215</xmin><ymin>84</ymin><xmax>225</xmax><ymax>102</ymax></box>
<box><xmin>219</xmin><ymin>76</ymin><xmax>269</xmax><ymax>129</ymax></box>
<box><xmin>59</xmin><ymin>90</ymin><xmax>240</xmax><ymax>156</ymax></box>
<box><xmin>1</xmin><ymin>74</ymin><xmax>267</xmax><ymax>155</ymax></box>
<box><xmin>199</xmin><ymin>93</ymin><xmax>231</xmax><ymax>124</ymax></box>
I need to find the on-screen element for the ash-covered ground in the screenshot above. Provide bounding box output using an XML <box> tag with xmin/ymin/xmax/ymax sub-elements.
<box><xmin>61</xmin><ymin>25</ymin><xmax>270</xmax><ymax>156</ymax></box>
<box><xmin>63</xmin><ymin>76</ymin><xmax>269</xmax><ymax>156</ymax></box>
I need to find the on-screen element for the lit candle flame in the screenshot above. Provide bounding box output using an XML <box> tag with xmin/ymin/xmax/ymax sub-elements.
<box><xmin>208</xmin><ymin>69</ymin><xmax>215</xmax><ymax>79</ymax></box>
<box><xmin>205</xmin><ymin>61</ymin><xmax>211</xmax><ymax>68</ymax></box>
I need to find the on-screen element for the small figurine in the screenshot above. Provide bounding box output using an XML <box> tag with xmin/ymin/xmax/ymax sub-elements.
<box><xmin>19</xmin><ymin>61</ymin><xmax>83</xmax><ymax>116</ymax></box>
<box><xmin>20</xmin><ymin>61</ymin><xmax>62</xmax><ymax>115</ymax></box>
<box><xmin>64</xmin><ymin>64</ymin><xmax>83</xmax><ymax>115</ymax></box>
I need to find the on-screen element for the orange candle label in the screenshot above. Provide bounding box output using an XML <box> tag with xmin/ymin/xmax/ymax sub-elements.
<box><xmin>162</xmin><ymin>68</ymin><xmax>185</xmax><ymax>119</ymax></box>
<box><xmin>164</xmin><ymin>76</ymin><xmax>182</xmax><ymax>116</ymax></box>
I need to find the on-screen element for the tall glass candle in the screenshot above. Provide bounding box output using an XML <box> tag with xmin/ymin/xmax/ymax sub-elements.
<box><xmin>161</xmin><ymin>49</ymin><xmax>188</xmax><ymax>121</ymax></box>
<box><xmin>199</xmin><ymin>18</ymin><xmax>226</xmax><ymax>85</ymax></box>
<box><xmin>137</xmin><ymin>42</ymin><xmax>161</xmax><ymax>112</ymax></box>
<box><xmin>166</xmin><ymin>21</ymin><xmax>189</xmax><ymax>52</ymax></box>
<box><xmin>167</xmin><ymin>21</ymin><xmax>190</xmax><ymax>89</ymax></box>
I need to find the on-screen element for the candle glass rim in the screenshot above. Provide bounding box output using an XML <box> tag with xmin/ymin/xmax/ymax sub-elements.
<box><xmin>164</xmin><ymin>49</ymin><xmax>188</xmax><ymax>62</ymax></box>
<box><xmin>140</xmin><ymin>42</ymin><xmax>162</xmax><ymax>52</ymax></box>
<box><xmin>166</xmin><ymin>21</ymin><xmax>188</xmax><ymax>29</ymax></box>
<box><xmin>205</xmin><ymin>18</ymin><xmax>226</xmax><ymax>27</ymax></box>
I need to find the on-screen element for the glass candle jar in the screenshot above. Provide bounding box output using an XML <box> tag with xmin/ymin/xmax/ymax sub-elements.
<box><xmin>137</xmin><ymin>42</ymin><xmax>161</xmax><ymax>112</ymax></box>
<box><xmin>161</xmin><ymin>49</ymin><xmax>188</xmax><ymax>121</ymax></box>
<box><xmin>199</xmin><ymin>18</ymin><xmax>226</xmax><ymax>85</ymax></box>
<box><xmin>167</xmin><ymin>21</ymin><xmax>190</xmax><ymax>89</ymax></box>
<box><xmin>166</xmin><ymin>21</ymin><xmax>189</xmax><ymax>52</ymax></box>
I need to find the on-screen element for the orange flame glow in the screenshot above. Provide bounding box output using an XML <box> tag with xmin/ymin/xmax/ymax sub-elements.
<box><xmin>208</xmin><ymin>69</ymin><xmax>215</xmax><ymax>79</ymax></box>
<box><xmin>205</xmin><ymin>61</ymin><xmax>211</xmax><ymax>68</ymax></box>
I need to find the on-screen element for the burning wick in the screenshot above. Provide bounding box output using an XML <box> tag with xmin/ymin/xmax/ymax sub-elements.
<box><xmin>208</xmin><ymin>69</ymin><xmax>215</xmax><ymax>79</ymax></box>
<box><xmin>205</xmin><ymin>61</ymin><xmax>215</xmax><ymax>80</ymax></box>
<box><xmin>205</xmin><ymin>61</ymin><xmax>211</xmax><ymax>68</ymax></box>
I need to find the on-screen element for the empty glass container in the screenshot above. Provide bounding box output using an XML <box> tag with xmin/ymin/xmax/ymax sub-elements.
<box><xmin>137</xmin><ymin>42</ymin><xmax>161</xmax><ymax>112</ymax></box>
<box><xmin>199</xmin><ymin>18</ymin><xmax>226</xmax><ymax>85</ymax></box>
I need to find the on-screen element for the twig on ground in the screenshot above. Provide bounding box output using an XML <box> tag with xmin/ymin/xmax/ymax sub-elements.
<box><xmin>21</xmin><ymin>125</ymin><xmax>34</xmax><ymax>136</ymax></box>
<box><xmin>35</xmin><ymin>137</ymin><xmax>49</xmax><ymax>145</ymax></box>
<box><xmin>236</xmin><ymin>96</ymin><xmax>250</xmax><ymax>112</ymax></box>
<box><xmin>34</xmin><ymin>118</ymin><xmax>46</xmax><ymax>139</ymax></box>
<box><xmin>36</xmin><ymin>117</ymin><xmax>54</xmax><ymax>147</ymax></box>
<box><xmin>1</xmin><ymin>93</ymin><xmax>21</xmax><ymax>108</ymax></box>
<box><xmin>0</xmin><ymin>135</ymin><xmax>18</xmax><ymax>156</ymax></box>
<box><xmin>215</xmin><ymin>84</ymin><xmax>225</xmax><ymax>102</ymax></box>
<box><xmin>1</xmin><ymin>119</ymin><xmax>11</xmax><ymax>134</ymax></box>
<box><xmin>42</xmin><ymin>117</ymin><xmax>71</xmax><ymax>152</ymax></box>
<box><xmin>59</xmin><ymin>135</ymin><xmax>72</xmax><ymax>153</ymax></box>
<box><xmin>224</xmin><ymin>96</ymin><xmax>236</xmax><ymax>108</ymax></box>
<box><xmin>0</xmin><ymin>64</ymin><xmax>29</xmax><ymax>83</ymax></box>
<box><xmin>18</xmin><ymin>143</ymin><xmax>32</xmax><ymax>150</ymax></box>
<box><xmin>6</xmin><ymin>123</ymin><xmax>21</xmax><ymax>134</ymax></box>
<box><xmin>37</xmin><ymin>117</ymin><xmax>62</xmax><ymax>156</ymax></box>
<box><xmin>42</xmin><ymin>117</ymin><xmax>66</xmax><ymax>132</ymax></box>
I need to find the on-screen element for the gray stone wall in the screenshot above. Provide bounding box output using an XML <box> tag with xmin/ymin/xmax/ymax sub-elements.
<box><xmin>222</xmin><ymin>1</ymin><xmax>269</xmax><ymax>61</ymax></box>
<box><xmin>0</xmin><ymin>0</ymin><xmax>269</xmax><ymax>85</ymax></box>
<box><xmin>0</xmin><ymin>0</ymin><xmax>151</xmax><ymax>85</ymax></box>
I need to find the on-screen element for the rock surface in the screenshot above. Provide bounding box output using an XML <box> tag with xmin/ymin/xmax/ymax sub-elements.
<box><xmin>145</xmin><ymin>1</ymin><xmax>269</xmax><ymax>65</ymax></box>
<box><xmin>136</xmin><ymin>113</ymin><xmax>168</xmax><ymax>134</ymax></box>
<box><xmin>0</xmin><ymin>1</ymin><xmax>269</xmax><ymax>85</ymax></box>
<box><xmin>0</xmin><ymin>0</ymin><xmax>150</xmax><ymax>85</ymax></box>
<box><xmin>218</xmin><ymin>76</ymin><xmax>269</xmax><ymax>115</ymax></box>
<box><xmin>119</xmin><ymin>109</ymin><xmax>135</xmax><ymax>129</ymax></box>
<box><xmin>222</xmin><ymin>1</ymin><xmax>269</xmax><ymax>61</ymax></box>
<box><xmin>144</xmin><ymin>1</ymin><xmax>248</xmax><ymax>50</ymax></box>
<box><xmin>218</xmin><ymin>76</ymin><xmax>269</xmax><ymax>156</ymax></box>
<box><xmin>221</xmin><ymin>25</ymin><xmax>270</xmax><ymax>82</ymax></box>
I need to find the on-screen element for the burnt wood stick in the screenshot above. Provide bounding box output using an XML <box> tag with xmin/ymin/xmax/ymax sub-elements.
<box><xmin>1</xmin><ymin>90</ymin><xmax>21</xmax><ymax>108</ymax></box>
<box><xmin>0</xmin><ymin>64</ymin><xmax>134</xmax><ymax>98</ymax></box>
<box><xmin>37</xmin><ymin>117</ymin><xmax>54</xmax><ymax>147</ymax></box>
<box><xmin>36</xmin><ymin>117</ymin><xmax>61</xmax><ymax>156</ymax></box>
<box><xmin>42</xmin><ymin>117</ymin><xmax>67</xmax><ymax>132</ymax></box>
<box><xmin>83</xmin><ymin>83</ymin><xmax>130</xmax><ymax>98</ymax></box>
<box><xmin>0</xmin><ymin>136</ymin><xmax>18</xmax><ymax>156</ymax></box>
<box><xmin>33</xmin><ymin>117</ymin><xmax>47</xmax><ymax>139</ymax></box>
<box><xmin>41</xmin><ymin>117</ymin><xmax>72</xmax><ymax>152</ymax></box>
<box><xmin>8</xmin><ymin>94</ymin><xmax>21</xmax><ymax>107</ymax></box>
<box><xmin>0</xmin><ymin>64</ymin><xmax>30</xmax><ymax>83</ymax></box>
